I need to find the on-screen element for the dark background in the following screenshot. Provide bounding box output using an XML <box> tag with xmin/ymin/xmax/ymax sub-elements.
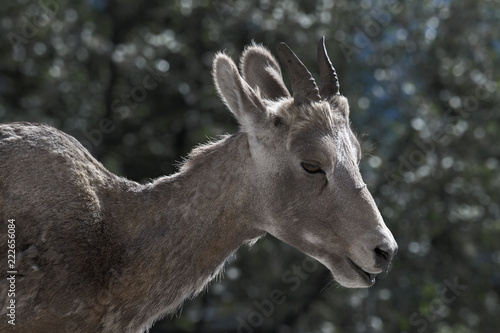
<box><xmin>1</xmin><ymin>0</ymin><xmax>499</xmax><ymax>332</ymax></box>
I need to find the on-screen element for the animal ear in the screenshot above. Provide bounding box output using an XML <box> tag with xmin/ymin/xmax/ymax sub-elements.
<box><xmin>240</xmin><ymin>44</ymin><xmax>291</xmax><ymax>100</ymax></box>
<box><xmin>213</xmin><ymin>53</ymin><xmax>267</xmax><ymax>131</ymax></box>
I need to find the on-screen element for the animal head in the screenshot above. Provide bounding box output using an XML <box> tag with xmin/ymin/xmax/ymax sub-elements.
<box><xmin>212</xmin><ymin>37</ymin><xmax>397</xmax><ymax>288</ymax></box>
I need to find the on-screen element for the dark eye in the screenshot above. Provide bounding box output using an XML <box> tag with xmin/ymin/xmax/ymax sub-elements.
<box><xmin>301</xmin><ymin>162</ymin><xmax>323</xmax><ymax>174</ymax></box>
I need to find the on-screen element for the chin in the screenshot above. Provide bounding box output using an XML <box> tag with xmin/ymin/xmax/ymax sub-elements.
<box><xmin>335</xmin><ymin>275</ymin><xmax>375</xmax><ymax>288</ymax></box>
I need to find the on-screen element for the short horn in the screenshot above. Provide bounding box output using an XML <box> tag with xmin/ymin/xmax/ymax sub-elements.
<box><xmin>277</xmin><ymin>42</ymin><xmax>320</xmax><ymax>104</ymax></box>
<box><xmin>317</xmin><ymin>36</ymin><xmax>340</xmax><ymax>98</ymax></box>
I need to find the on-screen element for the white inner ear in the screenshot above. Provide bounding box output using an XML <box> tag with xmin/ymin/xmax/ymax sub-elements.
<box><xmin>214</xmin><ymin>55</ymin><xmax>241</xmax><ymax>116</ymax></box>
<box><xmin>240</xmin><ymin>45</ymin><xmax>291</xmax><ymax>100</ymax></box>
<box><xmin>213</xmin><ymin>54</ymin><xmax>266</xmax><ymax>133</ymax></box>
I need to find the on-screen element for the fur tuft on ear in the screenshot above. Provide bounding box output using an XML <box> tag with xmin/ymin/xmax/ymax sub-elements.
<box><xmin>213</xmin><ymin>53</ymin><xmax>267</xmax><ymax>132</ymax></box>
<box><xmin>240</xmin><ymin>43</ymin><xmax>291</xmax><ymax>101</ymax></box>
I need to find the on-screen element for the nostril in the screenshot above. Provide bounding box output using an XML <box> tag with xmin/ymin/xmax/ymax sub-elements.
<box><xmin>374</xmin><ymin>244</ymin><xmax>397</xmax><ymax>270</ymax></box>
<box><xmin>374</xmin><ymin>247</ymin><xmax>390</xmax><ymax>261</ymax></box>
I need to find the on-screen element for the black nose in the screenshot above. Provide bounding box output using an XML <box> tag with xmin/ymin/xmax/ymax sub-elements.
<box><xmin>374</xmin><ymin>244</ymin><xmax>397</xmax><ymax>269</ymax></box>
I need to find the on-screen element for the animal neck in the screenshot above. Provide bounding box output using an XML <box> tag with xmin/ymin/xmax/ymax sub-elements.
<box><xmin>108</xmin><ymin>133</ymin><xmax>265</xmax><ymax>321</ymax></box>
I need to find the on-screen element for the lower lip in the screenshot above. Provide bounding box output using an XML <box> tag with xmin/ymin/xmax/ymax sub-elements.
<box><xmin>347</xmin><ymin>258</ymin><xmax>376</xmax><ymax>285</ymax></box>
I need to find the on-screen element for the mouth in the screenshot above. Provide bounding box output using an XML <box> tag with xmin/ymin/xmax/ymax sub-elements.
<box><xmin>347</xmin><ymin>258</ymin><xmax>377</xmax><ymax>286</ymax></box>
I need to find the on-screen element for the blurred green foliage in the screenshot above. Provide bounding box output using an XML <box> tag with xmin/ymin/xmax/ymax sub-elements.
<box><xmin>1</xmin><ymin>0</ymin><xmax>499</xmax><ymax>332</ymax></box>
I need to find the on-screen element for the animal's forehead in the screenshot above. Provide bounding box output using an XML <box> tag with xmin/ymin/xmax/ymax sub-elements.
<box><xmin>288</xmin><ymin>131</ymin><xmax>335</xmax><ymax>159</ymax></box>
<box><xmin>273</xmin><ymin>96</ymin><xmax>350</xmax><ymax>136</ymax></box>
<box><xmin>274</xmin><ymin>96</ymin><xmax>359</xmax><ymax>164</ymax></box>
<box><xmin>270</xmin><ymin>96</ymin><xmax>349</xmax><ymax>145</ymax></box>
<box><xmin>287</xmin><ymin>122</ymin><xmax>360</xmax><ymax>174</ymax></box>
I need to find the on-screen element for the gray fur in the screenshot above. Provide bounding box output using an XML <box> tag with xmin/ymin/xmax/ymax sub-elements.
<box><xmin>0</xmin><ymin>41</ymin><xmax>396</xmax><ymax>333</ymax></box>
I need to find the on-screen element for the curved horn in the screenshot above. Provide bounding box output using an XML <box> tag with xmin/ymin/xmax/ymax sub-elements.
<box><xmin>317</xmin><ymin>36</ymin><xmax>340</xmax><ymax>97</ymax></box>
<box><xmin>277</xmin><ymin>42</ymin><xmax>320</xmax><ymax>104</ymax></box>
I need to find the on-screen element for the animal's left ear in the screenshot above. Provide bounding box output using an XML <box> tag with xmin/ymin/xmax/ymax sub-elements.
<box><xmin>213</xmin><ymin>53</ymin><xmax>267</xmax><ymax>132</ymax></box>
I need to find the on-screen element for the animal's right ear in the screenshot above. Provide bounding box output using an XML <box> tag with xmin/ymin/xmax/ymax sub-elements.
<box><xmin>240</xmin><ymin>44</ymin><xmax>291</xmax><ymax>100</ymax></box>
<box><xmin>213</xmin><ymin>53</ymin><xmax>266</xmax><ymax>132</ymax></box>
